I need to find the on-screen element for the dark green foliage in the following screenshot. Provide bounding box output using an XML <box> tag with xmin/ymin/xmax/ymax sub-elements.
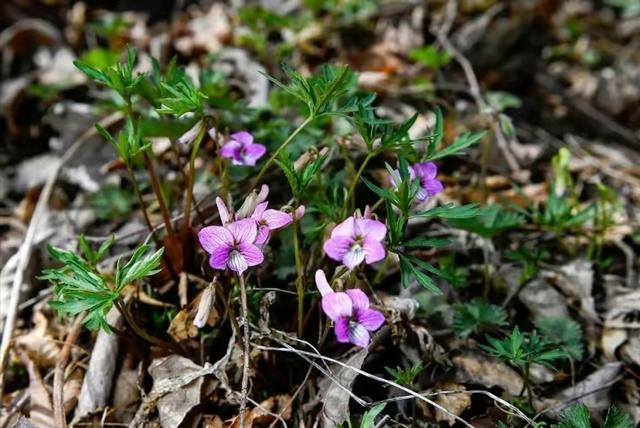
<box><xmin>453</xmin><ymin>300</ymin><xmax>508</xmax><ymax>338</ymax></box>
<box><xmin>42</xmin><ymin>241</ymin><xmax>163</xmax><ymax>332</ymax></box>
<box><xmin>536</xmin><ymin>317</ymin><xmax>584</xmax><ymax>361</ymax></box>
<box><xmin>480</xmin><ymin>326</ymin><xmax>569</xmax><ymax>370</ymax></box>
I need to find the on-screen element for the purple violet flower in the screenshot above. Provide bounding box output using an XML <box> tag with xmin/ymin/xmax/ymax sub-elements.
<box><xmin>412</xmin><ymin>162</ymin><xmax>443</xmax><ymax>201</ymax></box>
<box><xmin>315</xmin><ymin>270</ymin><xmax>385</xmax><ymax>347</ymax></box>
<box><xmin>198</xmin><ymin>218</ymin><xmax>264</xmax><ymax>275</ymax></box>
<box><xmin>389</xmin><ymin>162</ymin><xmax>443</xmax><ymax>202</ymax></box>
<box><xmin>252</xmin><ymin>202</ymin><xmax>295</xmax><ymax>245</ymax></box>
<box><xmin>323</xmin><ymin>216</ymin><xmax>387</xmax><ymax>270</ymax></box>
<box><xmin>219</xmin><ymin>131</ymin><xmax>266</xmax><ymax>166</ymax></box>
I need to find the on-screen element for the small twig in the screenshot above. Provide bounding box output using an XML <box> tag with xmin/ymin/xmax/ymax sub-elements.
<box><xmin>53</xmin><ymin>313</ymin><xmax>86</xmax><ymax>428</ymax></box>
<box><xmin>237</xmin><ymin>274</ymin><xmax>251</xmax><ymax>428</ymax></box>
<box><xmin>252</xmin><ymin>342</ymin><xmax>478</xmax><ymax>427</ymax></box>
<box><xmin>0</xmin><ymin>112</ymin><xmax>122</xmax><ymax>406</ymax></box>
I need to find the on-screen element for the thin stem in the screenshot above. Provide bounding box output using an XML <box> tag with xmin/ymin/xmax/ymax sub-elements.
<box><xmin>343</xmin><ymin>152</ymin><xmax>375</xmax><ymax>215</ymax></box>
<box><xmin>127</xmin><ymin>167</ymin><xmax>160</xmax><ymax>246</ymax></box>
<box><xmin>53</xmin><ymin>313</ymin><xmax>85</xmax><ymax>428</ymax></box>
<box><xmin>237</xmin><ymin>274</ymin><xmax>251</xmax><ymax>428</ymax></box>
<box><xmin>115</xmin><ymin>298</ymin><xmax>179</xmax><ymax>353</ymax></box>
<box><xmin>183</xmin><ymin>126</ymin><xmax>207</xmax><ymax>230</ymax></box>
<box><xmin>252</xmin><ymin>116</ymin><xmax>314</xmax><ymax>187</ymax></box>
<box><xmin>293</xmin><ymin>220</ymin><xmax>305</xmax><ymax>337</ymax></box>
<box><xmin>143</xmin><ymin>151</ymin><xmax>175</xmax><ymax>237</ymax></box>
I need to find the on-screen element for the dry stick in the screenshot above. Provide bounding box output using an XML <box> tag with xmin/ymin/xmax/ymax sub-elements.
<box><xmin>53</xmin><ymin>313</ymin><xmax>86</xmax><ymax>428</ymax></box>
<box><xmin>253</xmin><ymin>342</ymin><xmax>477</xmax><ymax>428</ymax></box>
<box><xmin>237</xmin><ymin>274</ymin><xmax>251</xmax><ymax>428</ymax></box>
<box><xmin>0</xmin><ymin>112</ymin><xmax>123</xmax><ymax>407</ymax></box>
<box><xmin>435</xmin><ymin>0</ymin><xmax>519</xmax><ymax>173</ymax></box>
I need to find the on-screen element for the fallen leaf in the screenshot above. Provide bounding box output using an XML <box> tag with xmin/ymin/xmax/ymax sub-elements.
<box><xmin>605</xmin><ymin>289</ymin><xmax>640</xmax><ymax>329</ymax></box>
<box><xmin>551</xmin><ymin>362</ymin><xmax>622</xmax><ymax>416</ymax></box>
<box><xmin>519</xmin><ymin>277</ymin><xmax>569</xmax><ymax>320</ymax></box>
<box><xmin>149</xmin><ymin>355</ymin><xmax>206</xmax><ymax>428</ymax></box>
<box><xmin>18</xmin><ymin>352</ymin><xmax>55</xmax><ymax>428</ymax></box>
<box><xmin>168</xmin><ymin>309</ymin><xmax>199</xmax><ymax>341</ymax></box>
<box><xmin>453</xmin><ymin>353</ymin><xmax>524</xmax><ymax>396</ymax></box>
<box><xmin>320</xmin><ymin>348</ymin><xmax>369</xmax><ymax>428</ymax></box>
<box><xmin>112</xmin><ymin>367</ymin><xmax>140</xmax><ymax>423</ymax></box>
<box><xmin>433</xmin><ymin>382</ymin><xmax>471</xmax><ymax>425</ymax></box>
<box><xmin>15</xmin><ymin>311</ymin><xmax>61</xmax><ymax>367</ymax></box>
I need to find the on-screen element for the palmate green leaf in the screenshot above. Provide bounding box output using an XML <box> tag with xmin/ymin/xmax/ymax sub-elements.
<box><xmin>263</xmin><ymin>64</ymin><xmax>354</xmax><ymax>117</ymax></box>
<box><xmin>553</xmin><ymin>404</ymin><xmax>591</xmax><ymax>428</ymax></box>
<box><xmin>551</xmin><ymin>404</ymin><xmax>633</xmax><ymax>428</ymax></box>
<box><xmin>427</xmin><ymin>130</ymin><xmax>486</xmax><ymax>161</ymax></box>
<box><xmin>536</xmin><ymin>317</ymin><xmax>584</xmax><ymax>361</ymax></box>
<box><xmin>453</xmin><ymin>300</ymin><xmax>508</xmax><ymax>338</ymax></box>
<box><xmin>413</xmin><ymin>203</ymin><xmax>481</xmax><ymax>220</ymax></box>
<box><xmin>603</xmin><ymin>406</ymin><xmax>634</xmax><ymax>428</ymax></box>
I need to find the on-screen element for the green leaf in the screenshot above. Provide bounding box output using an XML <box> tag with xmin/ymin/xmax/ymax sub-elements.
<box><xmin>398</xmin><ymin>254</ymin><xmax>441</xmax><ymax>294</ymax></box>
<box><xmin>603</xmin><ymin>406</ymin><xmax>634</xmax><ymax>428</ymax></box>
<box><xmin>427</xmin><ymin>131</ymin><xmax>486</xmax><ymax>161</ymax></box>
<box><xmin>402</xmin><ymin>236</ymin><xmax>451</xmax><ymax>248</ymax></box>
<box><xmin>409</xmin><ymin>45</ymin><xmax>452</xmax><ymax>69</ymax></box>
<box><xmin>448</xmin><ymin>204</ymin><xmax>524</xmax><ymax>238</ymax></box>
<box><xmin>413</xmin><ymin>203</ymin><xmax>481</xmax><ymax>220</ymax></box>
<box><xmin>536</xmin><ymin>317</ymin><xmax>584</xmax><ymax>361</ymax></box>
<box><xmin>361</xmin><ymin>177</ymin><xmax>399</xmax><ymax>206</ymax></box>
<box><xmin>453</xmin><ymin>300</ymin><xmax>508</xmax><ymax>338</ymax></box>
<box><xmin>116</xmin><ymin>245</ymin><xmax>164</xmax><ymax>291</ymax></box>
<box><xmin>359</xmin><ymin>403</ymin><xmax>386</xmax><ymax>428</ymax></box>
<box><xmin>553</xmin><ymin>404</ymin><xmax>591</xmax><ymax>428</ymax></box>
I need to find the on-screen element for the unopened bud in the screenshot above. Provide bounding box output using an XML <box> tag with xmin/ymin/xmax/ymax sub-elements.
<box><xmin>193</xmin><ymin>282</ymin><xmax>216</xmax><ymax>328</ymax></box>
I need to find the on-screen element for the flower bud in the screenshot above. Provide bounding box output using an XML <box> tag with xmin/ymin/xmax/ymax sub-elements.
<box><xmin>193</xmin><ymin>282</ymin><xmax>216</xmax><ymax>328</ymax></box>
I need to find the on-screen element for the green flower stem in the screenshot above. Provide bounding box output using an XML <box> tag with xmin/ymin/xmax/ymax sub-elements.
<box><xmin>143</xmin><ymin>151</ymin><xmax>175</xmax><ymax>238</ymax></box>
<box><xmin>252</xmin><ymin>115</ymin><xmax>314</xmax><ymax>187</ymax></box>
<box><xmin>183</xmin><ymin>125</ymin><xmax>207</xmax><ymax>230</ymax></box>
<box><xmin>114</xmin><ymin>298</ymin><xmax>179</xmax><ymax>353</ymax></box>
<box><xmin>127</xmin><ymin>167</ymin><xmax>158</xmax><ymax>242</ymax></box>
<box><xmin>293</xmin><ymin>219</ymin><xmax>305</xmax><ymax>337</ymax></box>
<box><xmin>237</xmin><ymin>274</ymin><xmax>251</xmax><ymax>428</ymax></box>
<box><xmin>343</xmin><ymin>151</ymin><xmax>376</xmax><ymax>215</ymax></box>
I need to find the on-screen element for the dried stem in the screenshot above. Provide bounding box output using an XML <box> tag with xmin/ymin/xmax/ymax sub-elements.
<box><xmin>114</xmin><ymin>298</ymin><xmax>180</xmax><ymax>353</ymax></box>
<box><xmin>237</xmin><ymin>274</ymin><xmax>251</xmax><ymax>428</ymax></box>
<box><xmin>292</xmin><ymin>221</ymin><xmax>305</xmax><ymax>337</ymax></box>
<box><xmin>53</xmin><ymin>313</ymin><xmax>85</xmax><ymax>428</ymax></box>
